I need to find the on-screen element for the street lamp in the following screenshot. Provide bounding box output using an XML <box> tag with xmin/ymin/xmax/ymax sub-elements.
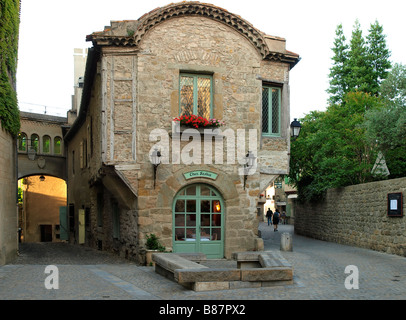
<box><xmin>290</xmin><ymin>118</ymin><xmax>301</xmax><ymax>139</ymax></box>
<box><xmin>151</xmin><ymin>148</ymin><xmax>161</xmax><ymax>189</ymax></box>
<box><xmin>244</xmin><ymin>150</ymin><xmax>256</xmax><ymax>190</ymax></box>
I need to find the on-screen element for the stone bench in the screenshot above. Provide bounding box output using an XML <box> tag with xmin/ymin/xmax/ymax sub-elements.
<box><xmin>152</xmin><ymin>253</ymin><xmax>208</xmax><ymax>282</ymax></box>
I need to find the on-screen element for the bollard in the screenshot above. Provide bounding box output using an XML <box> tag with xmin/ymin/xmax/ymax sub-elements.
<box><xmin>280</xmin><ymin>232</ymin><xmax>292</xmax><ymax>251</ymax></box>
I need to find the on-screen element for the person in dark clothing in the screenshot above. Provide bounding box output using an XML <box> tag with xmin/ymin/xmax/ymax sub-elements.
<box><xmin>273</xmin><ymin>209</ymin><xmax>280</xmax><ymax>231</ymax></box>
<box><xmin>266</xmin><ymin>208</ymin><xmax>273</xmax><ymax>226</ymax></box>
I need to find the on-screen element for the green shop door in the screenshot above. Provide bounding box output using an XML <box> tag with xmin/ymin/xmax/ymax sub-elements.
<box><xmin>173</xmin><ymin>184</ymin><xmax>224</xmax><ymax>259</ymax></box>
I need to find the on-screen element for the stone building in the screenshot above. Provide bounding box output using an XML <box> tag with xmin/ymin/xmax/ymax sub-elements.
<box><xmin>64</xmin><ymin>2</ymin><xmax>300</xmax><ymax>263</ymax></box>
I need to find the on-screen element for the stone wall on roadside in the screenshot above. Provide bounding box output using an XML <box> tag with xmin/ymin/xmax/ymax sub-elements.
<box><xmin>295</xmin><ymin>177</ymin><xmax>406</xmax><ymax>256</ymax></box>
<box><xmin>0</xmin><ymin>129</ymin><xmax>17</xmax><ymax>265</ymax></box>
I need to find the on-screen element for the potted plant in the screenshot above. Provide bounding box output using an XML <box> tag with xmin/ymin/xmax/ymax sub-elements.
<box><xmin>145</xmin><ymin>233</ymin><xmax>165</xmax><ymax>266</ymax></box>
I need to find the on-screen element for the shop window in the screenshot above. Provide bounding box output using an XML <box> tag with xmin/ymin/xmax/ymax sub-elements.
<box><xmin>179</xmin><ymin>73</ymin><xmax>213</xmax><ymax>119</ymax></box>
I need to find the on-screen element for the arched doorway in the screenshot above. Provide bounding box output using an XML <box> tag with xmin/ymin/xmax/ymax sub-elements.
<box><xmin>172</xmin><ymin>184</ymin><xmax>224</xmax><ymax>259</ymax></box>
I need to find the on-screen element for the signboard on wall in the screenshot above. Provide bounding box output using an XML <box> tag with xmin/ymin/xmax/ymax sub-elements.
<box><xmin>387</xmin><ymin>193</ymin><xmax>403</xmax><ymax>217</ymax></box>
<box><xmin>183</xmin><ymin>170</ymin><xmax>218</xmax><ymax>180</ymax></box>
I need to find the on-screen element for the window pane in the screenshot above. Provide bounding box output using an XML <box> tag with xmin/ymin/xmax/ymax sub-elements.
<box><xmin>54</xmin><ymin>137</ymin><xmax>62</xmax><ymax>154</ymax></box>
<box><xmin>31</xmin><ymin>134</ymin><xmax>39</xmax><ymax>152</ymax></box>
<box><xmin>200</xmin><ymin>214</ymin><xmax>210</xmax><ymax>226</ymax></box>
<box><xmin>272</xmin><ymin>88</ymin><xmax>280</xmax><ymax>134</ymax></box>
<box><xmin>212</xmin><ymin>214</ymin><xmax>221</xmax><ymax>226</ymax></box>
<box><xmin>212</xmin><ymin>200</ymin><xmax>221</xmax><ymax>213</ymax></box>
<box><xmin>186</xmin><ymin>185</ymin><xmax>196</xmax><ymax>195</ymax></box>
<box><xmin>212</xmin><ymin>228</ymin><xmax>221</xmax><ymax>240</ymax></box>
<box><xmin>175</xmin><ymin>228</ymin><xmax>185</xmax><ymax>241</ymax></box>
<box><xmin>175</xmin><ymin>214</ymin><xmax>185</xmax><ymax>226</ymax></box>
<box><xmin>43</xmin><ymin>136</ymin><xmax>50</xmax><ymax>154</ymax></box>
<box><xmin>186</xmin><ymin>228</ymin><xmax>196</xmax><ymax>240</ymax></box>
<box><xmin>197</xmin><ymin>77</ymin><xmax>211</xmax><ymax>118</ymax></box>
<box><xmin>18</xmin><ymin>133</ymin><xmax>27</xmax><ymax>152</ymax></box>
<box><xmin>200</xmin><ymin>200</ymin><xmax>210</xmax><ymax>213</ymax></box>
<box><xmin>186</xmin><ymin>200</ymin><xmax>196</xmax><ymax>212</ymax></box>
<box><xmin>262</xmin><ymin>87</ymin><xmax>269</xmax><ymax>133</ymax></box>
<box><xmin>180</xmin><ymin>76</ymin><xmax>194</xmax><ymax>116</ymax></box>
<box><xmin>201</xmin><ymin>228</ymin><xmax>211</xmax><ymax>241</ymax></box>
<box><xmin>175</xmin><ymin>199</ymin><xmax>185</xmax><ymax>212</ymax></box>
<box><xmin>200</xmin><ymin>186</ymin><xmax>210</xmax><ymax>196</ymax></box>
<box><xmin>186</xmin><ymin>214</ymin><xmax>196</xmax><ymax>226</ymax></box>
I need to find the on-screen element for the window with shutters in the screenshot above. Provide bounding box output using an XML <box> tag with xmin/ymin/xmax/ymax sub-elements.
<box><xmin>179</xmin><ymin>73</ymin><xmax>213</xmax><ymax>119</ymax></box>
<box><xmin>262</xmin><ymin>85</ymin><xmax>281</xmax><ymax>136</ymax></box>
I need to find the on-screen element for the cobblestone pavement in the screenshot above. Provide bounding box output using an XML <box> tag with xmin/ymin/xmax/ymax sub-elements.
<box><xmin>1</xmin><ymin>223</ymin><xmax>405</xmax><ymax>300</ymax></box>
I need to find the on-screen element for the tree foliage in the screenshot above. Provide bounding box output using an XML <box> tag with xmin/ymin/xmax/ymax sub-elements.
<box><xmin>290</xmin><ymin>92</ymin><xmax>383</xmax><ymax>202</ymax></box>
<box><xmin>291</xmin><ymin>20</ymin><xmax>404</xmax><ymax>203</ymax></box>
<box><xmin>328</xmin><ymin>20</ymin><xmax>391</xmax><ymax>104</ymax></box>
<box><xmin>0</xmin><ymin>0</ymin><xmax>20</xmax><ymax>136</ymax></box>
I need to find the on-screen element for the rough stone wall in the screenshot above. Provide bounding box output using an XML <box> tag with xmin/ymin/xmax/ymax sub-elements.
<box><xmin>295</xmin><ymin>177</ymin><xmax>406</xmax><ymax>256</ymax></box>
<box><xmin>0</xmin><ymin>129</ymin><xmax>17</xmax><ymax>265</ymax></box>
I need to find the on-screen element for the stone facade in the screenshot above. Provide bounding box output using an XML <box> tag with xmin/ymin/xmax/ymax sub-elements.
<box><xmin>65</xmin><ymin>2</ymin><xmax>299</xmax><ymax>263</ymax></box>
<box><xmin>295</xmin><ymin>177</ymin><xmax>406</xmax><ymax>257</ymax></box>
<box><xmin>0</xmin><ymin>128</ymin><xmax>17</xmax><ymax>265</ymax></box>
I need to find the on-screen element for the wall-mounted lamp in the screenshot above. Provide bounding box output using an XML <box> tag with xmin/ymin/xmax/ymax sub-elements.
<box><xmin>151</xmin><ymin>148</ymin><xmax>161</xmax><ymax>189</ymax></box>
<box><xmin>39</xmin><ymin>175</ymin><xmax>45</xmax><ymax>182</ymax></box>
<box><xmin>243</xmin><ymin>151</ymin><xmax>256</xmax><ymax>190</ymax></box>
<box><xmin>290</xmin><ymin>118</ymin><xmax>302</xmax><ymax>139</ymax></box>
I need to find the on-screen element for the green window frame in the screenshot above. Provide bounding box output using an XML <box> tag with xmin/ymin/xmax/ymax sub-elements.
<box><xmin>179</xmin><ymin>73</ymin><xmax>213</xmax><ymax>119</ymax></box>
<box><xmin>43</xmin><ymin>135</ymin><xmax>51</xmax><ymax>154</ymax></box>
<box><xmin>18</xmin><ymin>132</ymin><xmax>27</xmax><ymax>152</ymax></box>
<box><xmin>262</xmin><ymin>85</ymin><xmax>281</xmax><ymax>136</ymax></box>
<box><xmin>30</xmin><ymin>134</ymin><xmax>39</xmax><ymax>152</ymax></box>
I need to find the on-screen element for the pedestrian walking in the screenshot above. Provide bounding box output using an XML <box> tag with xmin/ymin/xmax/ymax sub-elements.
<box><xmin>281</xmin><ymin>211</ymin><xmax>286</xmax><ymax>225</ymax></box>
<box><xmin>266</xmin><ymin>208</ymin><xmax>273</xmax><ymax>226</ymax></box>
<box><xmin>273</xmin><ymin>209</ymin><xmax>280</xmax><ymax>231</ymax></box>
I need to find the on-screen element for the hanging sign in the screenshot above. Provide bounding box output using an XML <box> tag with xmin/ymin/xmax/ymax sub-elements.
<box><xmin>183</xmin><ymin>170</ymin><xmax>218</xmax><ymax>180</ymax></box>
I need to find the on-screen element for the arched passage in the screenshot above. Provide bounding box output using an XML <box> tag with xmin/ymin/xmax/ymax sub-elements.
<box><xmin>18</xmin><ymin>175</ymin><xmax>67</xmax><ymax>242</ymax></box>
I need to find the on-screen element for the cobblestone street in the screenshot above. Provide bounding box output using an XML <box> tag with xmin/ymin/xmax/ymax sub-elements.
<box><xmin>1</xmin><ymin>223</ymin><xmax>405</xmax><ymax>301</ymax></box>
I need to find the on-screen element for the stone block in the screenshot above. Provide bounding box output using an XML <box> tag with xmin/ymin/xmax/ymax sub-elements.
<box><xmin>255</xmin><ymin>238</ymin><xmax>264</xmax><ymax>251</ymax></box>
<box><xmin>280</xmin><ymin>232</ymin><xmax>293</xmax><ymax>251</ymax></box>
<box><xmin>174</xmin><ymin>268</ymin><xmax>241</xmax><ymax>283</ymax></box>
<box><xmin>258</xmin><ymin>252</ymin><xmax>292</xmax><ymax>268</ymax></box>
<box><xmin>240</xmin><ymin>267</ymin><xmax>293</xmax><ymax>282</ymax></box>
<box><xmin>232</xmin><ymin>251</ymin><xmax>259</xmax><ymax>261</ymax></box>
<box><xmin>152</xmin><ymin>253</ymin><xmax>208</xmax><ymax>273</ymax></box>
<box><xmin>193</xmin><ymin>281</ymin><xmax>230</xmax><ymax>292</ymax></box>
<box><xmin>229</xmin><ymin>281</ymin><xmax>261</xmax><ymax>289</ymax></box>
<box><xmin>176</xmin><ymin>252</ymin><xmax>207</xmax><ymax>262</ymax></box>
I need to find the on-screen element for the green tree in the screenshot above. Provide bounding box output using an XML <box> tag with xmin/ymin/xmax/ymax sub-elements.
<box><xmin>290</xmin><ymin>92</ymin><xmax>383</xmax><ymax>202</ymax></box>
<box><xmin>364</xmin><ymin>63</ymin><xmax>406</xmax><ymax>178</ymax></box>
<box><xmin>327</xmin><ymin>24</ymin><xmax>350</xmax><ymax>105</ymax></box>
<box><xmin>347</xmin><ymin>20</ymin><xmax>371</xmax><ymax>93</ymax></box>
<box><xmin>366</xmin><ymin>20</ymin><xmax>392</xmax><ymax>96</ymax></box>
<box><xmin>327</xmin><ymin>20</ymin><xmax>391</xmax><ymax>103</ymax></box>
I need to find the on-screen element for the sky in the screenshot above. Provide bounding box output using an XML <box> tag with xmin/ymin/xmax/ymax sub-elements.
<box><xmin>17</xmin><ymin>0</ymin><xmax>406</xmax><ymax>121</ymax></box>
